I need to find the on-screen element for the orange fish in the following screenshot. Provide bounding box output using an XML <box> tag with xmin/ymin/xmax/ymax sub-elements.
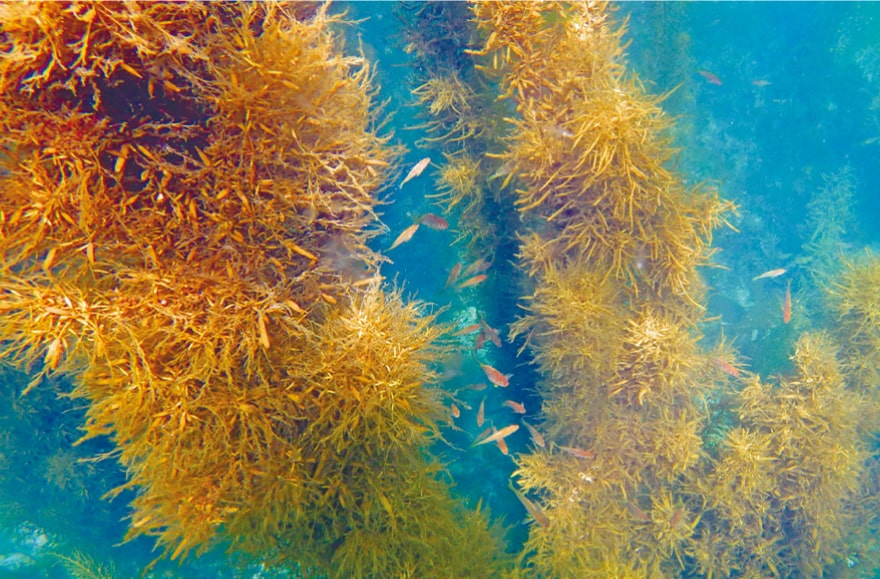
<box><xmin>559</xmin><ymin>445</ymin><xmax>594</xmax><ymax>459</ymax></box>
<box><xmin>473</xmin><ymin>424</ymin><xmax>519</xmax><ymax>446</ymax></box>
<box><xmin>461</xmin><ymin>257</ymin><xmax>492</xmax><ymax>277</ymax></box>
<box><xmin>752</xmin><ymin>268</ymin><xmax>787</xmax><ymax>281</ymax></box>
<box><xmin>697</xmin><ymin>69</ymin><xmax>722</xmax><ymax>85</ymax></box>
<box><xmin>509</xmin><ymin>481</ymin><xmax>550</xmax><ymax>528</ymax></box>
<box><xmin>461</xmin><ymin>257</ymin><xmax>491</xmax><ymax>278</ymax></box>
<box><xmin>450</xmin><ymin>403</ymin><xmax>461</xmax><ymax>419</ymax></box>
<box><xmin>442</xmin><ymin>262</ymin><xmax>462</xmax><ymax>292</ymax></box>
<box><xmin>626</xmin><ymin>501</ymin><xmax>650</xmax><ymax>523</ymax></box>
<box><xmin>480</xmin><ymin>363</ymin><xmax>510</xmax><ymax>388</ymax></box>
<box><xmin>503</xmin><ymin>400</ymin><xmax>526</xmax><ymax>414</ymax></box>
<box><xmin>495</xmin><ymin>430</ymin><xmax>509</xmax><ymax>455</ymax></box>
<box><xmin>387</xmin><ymin>223</ymin><xmax>419</xmax><ymax>251</ymax></box>
<box><xmin>457</xmin><ymin>274</ymin><xmax>488</xmax><ymax>289</ymax></box>
<box><xmin>420</xmin><ymin>213</ymin><xmax>449</xmax><ymax>230</ymax></box>
<box><xmin>479</xmin><ymin>319</ymin><xmax>502</xmax><ymax>348</ymax></box>
<box><xmin>476</xmin><ymin>398</ymin><xmax>485</xmax><ymax>427</ymax></box>
<box><xmin>521</xmin><ymin>419</ymin><xmax>545</xmax><ymax>448</ymax></box>
<box><xmin>712</xmin><ymin>357</ymin><xmax>740</xmax><ymax>378</ymax></box>
<box><xmin>399</xmin><ymin>157</ymin><xmax>431</xmax><ymax>189</ymax></box>
<box><xmin>783</xmin><ymin>280</ymin><xmax>792</xmax><ymax>324</ymax></box>
<box><xmin>452</xmin><ymin>323</ymin><xmax>480</xmax><ymax>337</ymax></box>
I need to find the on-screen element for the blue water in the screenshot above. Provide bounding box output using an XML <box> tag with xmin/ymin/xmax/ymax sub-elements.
<box><xmin>3</xmin><ymin>2</ymin><xmax>880</xmax><ymax>577</ymax></box>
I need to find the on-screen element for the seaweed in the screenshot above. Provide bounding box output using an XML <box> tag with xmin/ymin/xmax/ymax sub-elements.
<box><xmin>0</xmin><ymin>2</ymin><xmax>508</xmax><ymax>574</ymax></box>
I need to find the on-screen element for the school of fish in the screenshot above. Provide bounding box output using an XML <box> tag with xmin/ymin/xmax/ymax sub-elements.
<box><xmin>390</xmin><ymin>155</ymin><xmax>608</xmax><ymax>531</ymax></box>
<box><xmin>386</xmin><ymin>64</ymin><xmax>805</xmax><ymax>528</ymax></box>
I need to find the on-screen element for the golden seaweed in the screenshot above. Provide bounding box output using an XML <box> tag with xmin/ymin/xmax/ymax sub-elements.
<box><xmin>0</xmin><ymin>2</ymin><xmax>507</xmax><ymax>574</ymax></box>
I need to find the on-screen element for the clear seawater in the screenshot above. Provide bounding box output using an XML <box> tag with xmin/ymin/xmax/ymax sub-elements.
<box><xmin>3</xmin><ymin>2</ymin><xmax>880</xmax><ymax>577</ymax></box>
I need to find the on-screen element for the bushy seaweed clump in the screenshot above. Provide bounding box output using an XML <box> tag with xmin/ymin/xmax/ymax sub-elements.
<box><xmin>693</xmin><ymin>332</ymin><xmax>868</xmax><ymax>576</ymax></box>
<box><xmin>468</xmin><ymin>2</ymin><xmax>732</xmax><ymax>576</ymax></box>
<box><xmin>825</xmin><ymin>252</ymin><xmax>880</xmax><ymax>425</ymax></box>
<box><xmin>470</xmin><ymin>2</ymin><xmax>880</xmax><ymax>577</ymax></box>
<box><xmin>0</xmin><ymin>2</ymin><xmax>507</xmax><ymax>575</ymax></box>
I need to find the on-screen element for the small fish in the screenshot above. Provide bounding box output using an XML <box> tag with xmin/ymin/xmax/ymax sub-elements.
<box><xmin>44</xmin><ymin>336</ymin><xmax>65</xmax><ymax>370</ymax></box>
<box><xmin>521</xmin><ymin>419</ymin><xmax>545</xmax><ymax>448</ymax></box>
<box><xmin>452</xmin><ymin>323</ymin><xmax>480</xmax><ymax>337</ymax></box>
<box><xmin>480</xmin><ymin>363</ymin><xmax>510</xmax><ymax>388</ymax></box>
<box><xmin>473</xmin><ymin>424</ymin><xmax>519</xmax><ymax>446</ymax></box>
<box><xmin>509</xmin><ymin>481</ymin><xmax>550</xmax><ymax>528</ymax></box>
<box><xmin>450</xmin><ymin>403</ymin><xmax>461</xmax><ymax>419</ymax></box>
<box><xmin>626</xmin><ymin>501</ymin><xmax>651</xmax><ymax>523</ymax></box>
<box><xmin>751</xmin><ymin>79</ymin><xmax>772</xmax><ymax>87</ymax></box>
<box><xmin>558</xmin><ymin>445</ymin><xmax>594</xmax><ymax>459</ymax></box>
<box><xmin>461</xmin><ymin>257</ymin><xmax>491</xmax><ymax>278</ymax></box>
<box><xmin>476</xmin><ymin>398</ymin><xmax>485</xmax><ymax>427</ymax></box>
<box><xmin>752</xmin><ymin>268</ymin><xmax>787</xmax><ymax>281</ymax></box>
<box><xmin>457</xmin><ymin>274</ymin><xmax>488</xmax><ymax>289</ymax></box>
<box><xmin>489</xmin><ymin>160</ymin><xmax>514</xmax><ymax>182</ymax></box>
<box><xmin>420</xmin><ymin>213</ymin><xmax>449</xmax><ymax>230</ymax></box>
<box><xmin>442</xmin><ymin>262</ymin><xmax>462</xmax><ymax>291</ymax></box>
<box><xmin>712</xmin><ymin>357</ymin><xmax>740</xmax><ymax>378</ymax></box>
<box><xmin>387</xmin><ymin>223</ymin><xmax>420</xmax><ymax>251</ymax></box>
<box><xmin>503</xmin><ymin>400</ymin><xmax>526</xmax><ymax>414</ymax></box>
<box><xmin>697</xmin><ymin>69</ymin><xmax>722</xmax><ymax>85</ymax></box>
<box><xmin>783</xmin><ymin>280</ymin><xmax>792</xmax><ymax>324</ymax></box>
<box><xmin>542</xmin><ymin>124</ymin><xmax>575</xmax><ymax>140</ymax></box>
<box><xmin>669</xmin><ymin>507</ymin><xmax>685</xmax><ymax>529</ymax></box>
<box><xmin>474</xmin><ymin>331</ymin><xmax>487</xmax><ymax>352</ymax></box>
<box><xmin>495</xmin><ymin>430</ymin><xmax>510</xmax><ymax>455</ymax></box>
<box><xmin>463</xmin><ymin>382</ymin><xmax>488</xmax><ymax>391</ymax></box>
<box><xmin>479</xmin><ymin>319</ymin><xmax>502</xmax><ymax>348</ymax></box>
<box><xmin>399</xmin><ymin>157</ymin><xmax>431</xmax><ymax>189</ymax></box>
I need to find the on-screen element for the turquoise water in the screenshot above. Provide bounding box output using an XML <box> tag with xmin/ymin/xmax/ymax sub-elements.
<box><xmin>2</xmin><ymin>2</ymin><xmax>880</xmax><ymax>577</ymax></box>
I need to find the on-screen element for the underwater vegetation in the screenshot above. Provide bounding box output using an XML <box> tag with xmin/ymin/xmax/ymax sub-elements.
<box><xmin>397</xmin><ymin>0</ymin><xmax>517</xmax><ymax>266</ymax></box>
<box><xmin>0</xmin><ymin>1</ymin><xmax>506</xmax><ymax>576</ymax></box>
<box><xmin>461</xmin><ymin>1</ymin><xmax>880</xmax><ymax>577</ymax></box>
<box><xmin>825</xmin><ymin>253</ymin><xmax>880</xmax><ymax>425</ymax></box>
<box><xmin>693</xmin><ymin>331</ymin><xmax>868</xmax><ymax>577</ymax></box>
<box><xmin>53</xmin><ymin>549</ymin><xmax>118</xmax><ymax>579</ymax></box>
<box><xmin>2</xmin><ymin>0</ymin><xmax>880</xmax><ymax>577</ymax></box>
<box><xmin>467</xmin><ymin>2</ymin><xmax>730</xmax><ymax>576</ymax></box>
